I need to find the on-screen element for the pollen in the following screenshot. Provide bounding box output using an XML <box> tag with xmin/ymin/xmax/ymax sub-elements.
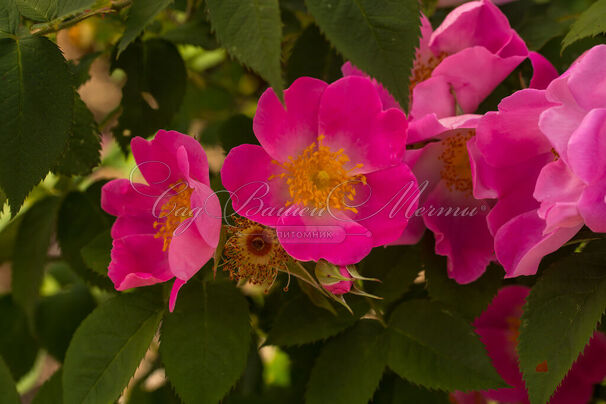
<box><xmin>222</xmin><ymin>217</ymin><xmax>290</xmax><ymax>291</ymax></box>
<box><xmin>153</xmin><ymin>182</ymin><xmax>194</xmax><ymax>251</ymax></box>
<box><xmin>269</xmin><ymin>135</ymin><xmax>366</xmax><ymax>213</ymax></box>
<box><xmin>438</xmin><ymin>129</ymin><xmax>475</xmax><ymax>195</ymax></box>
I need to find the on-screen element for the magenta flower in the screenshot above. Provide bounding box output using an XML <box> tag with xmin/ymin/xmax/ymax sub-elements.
<box><xmin>438</xmin><ymin>0</ymin><xmax>518</xmax><ymax>8</ymax></box>
<box><xmin>101</xmin><ymin>130</ymin><xmax>222</xmax><ymax>311</ymax></box>
<box><xmin>451</xmin><ymin>286</ymin><xmax>606</xmax><ymax>404</ymax></box>
<box><xmin>220</xmin><ymin>76</ymin><xmax>417</xmax><ymax>265</ymax></box>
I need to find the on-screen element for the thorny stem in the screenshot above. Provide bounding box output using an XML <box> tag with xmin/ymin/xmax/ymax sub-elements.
<box><xmin>32</xmin><ymin>0</ymin><xmax>132</xmax><ymax>36</ymax></box>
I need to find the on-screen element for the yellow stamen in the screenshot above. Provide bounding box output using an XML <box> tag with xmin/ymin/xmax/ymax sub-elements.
<box><xmin>438</xmin><ymin>129</ymin><xmax>475</xmax><ymax>195</ymax></box>
<box><xmin>269</xmin><ymin>135</ymin><xmax>366</xmax><ymax>213</ymax></box>
<box><xmin>153</xmin><ymin>182</ymin><xmax>193</xmax><ymax>251</ymax></box>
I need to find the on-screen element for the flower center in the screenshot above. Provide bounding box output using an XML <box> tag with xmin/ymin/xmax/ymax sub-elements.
<box><xmin>222</xmin><ymin>217</ymin><xmax>290</xmax><ymax>290</ymax></box>
<box><xmin>438</xmin><ymin>129</ymin><xmax>475</xmax><ymax>194</ymax></box>
<box><xmin>409</xmin><ymin>51</ymin><xmax>448</xmax><ymax>103</ymax></box>
<box><xmin>269</xmin><ymin>135</ymin><xmax>366</xmax><ymax>213</ymax></box>
<box><xmin>153</xmin><ymin>182</ymin><xmax>194</xmax><ymax>251</ymax></box>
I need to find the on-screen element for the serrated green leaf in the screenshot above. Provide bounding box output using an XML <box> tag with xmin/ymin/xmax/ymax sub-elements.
<box><xmin>286</xmin><ymin>24</ymin><xmax>343</xmax><ymax>86</ymax></box>
<box><xmin>63</xmin><ymin>289</ymin><xmax>164</xmax><ymax>404</ymax></box>
<box><xmin>0</xmin><ymin>295</ymin><xmax>38</xmax><ymax>380</ymax></box>
<box><xmin>161</xmin><ymin>281</ymin><xmax>251</xmax><ymax>404</ymax></box>
<box><xmin>0</xmin><ymin>36</ymin><xmax>73</xmax><ymax>213</ymax></box>
<box><xmin>0</xmin><ymin>0</ymin><xmax>19</xmax><ymax>34</ymax></box>
<box><xmin>518</xmin><ymin>241</ymin><xmax>606</xmax><ymax>404</ymax></box>
<box><xmin>81</xmin><ymin>229</ymin><xmax>112</xmax><ymax>276</ymax></box>
<box><xmin>305</xmin><ymin>0</ymin><xmax>420</xmax><ymax>110</ymax></box>
<box><xmin>0</xmin><ymin>356</ymin><xmax>20</xmax><ymax>404</ymax></box>
<box><xmin>117</xmin><ymin>0</ymin><xmax>173</xmax><ymax>55</ymax></box>
<box><xmin>53</xmin><ymin>93</ymin><xmax>101</xmax><ymax>176</ymax></box>
<box><xmin>562</xmin><ymin>0</ymin><xmax>606</xmax><ymax>50</ymax></box>
<box><xmin>55</xmin><ymin>0</ymin><xmax>96</xmax><ymax>19</ymax></box>
<box><xmin>112</xmin><ymin>38</ymin><xmax>186</xmax><ymax>149</ymax></box>
<box><xmin>387</xmin><ymin>300</ymin><xmax>506</xmax><ymax>391</ymax></box>
<box><xmin>35</xmin><ymin>283</ymin><xmax>97</xmax><ymax>361</ymax></box>
<box><xmin>15</xmin><ymin>0</ymin><xmax>56</xmax><ymax>21</ymax></box>
<box><xmin>32</xmin><ymin>369</ymin><xmax>63</xmax><ymax>404</ymax></box>
<box><xmin>306</xmin><ymin>320</ymin><xmax>388</xmax><ymax>404</ymax></box>
<box><xmin>162</xmin><ymin>17</ymin><xmax>219</xmax><ymax>49</ymax></box>
<box><xmin>266</xmin><ymin>295</ymin><xmax>363</xmax><ymax>347</ymax></box>
<box><xmin>12</xmin><ymin>195</ymin><xmax>61</xmax><ymax>319</ymax></box>
<box><xmin>69</xmin><ymin>51</ymin><xmax>101</xmax><ymax>88</ymax></box>
<box><xmin>372</xmin><ymin>374</ymin><xmax>450</xmax><ymax>404</ymax></box>
<box><xmin>206</xmin><ymin>0</ymin><xmax>283</xmax><ymax>99</ymax></box>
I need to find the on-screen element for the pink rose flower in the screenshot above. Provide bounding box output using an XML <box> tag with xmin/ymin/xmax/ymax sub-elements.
<box><xmin>438</xmin><ymin>0</ymin><xmax>517</xmax><ymax>8</ymax></box>
<box><xmin>101</xmin><ymin>130</ymin><xmax>222</xmax><ymax>311</ymax></box>
<box><xmin>220</xmin><ymin>76</ymin><xmax>418</xmax><ymax>266</ymax></box>
<box><xmin>451</xmin><ymin>286</ymin><xmax>606</xmax><ymax>404</ymax></box>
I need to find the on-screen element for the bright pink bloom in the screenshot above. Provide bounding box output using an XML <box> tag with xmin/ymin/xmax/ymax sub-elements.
<box><xmin>220</xmin><ymin>76</ymin><xmax>417</xmax><ymax>265</ymax></box>
<box><xmin>451</xmin><ymin>286</ymin><xmax>606</xmax><ymax>404</ymax></box>
<box><xmin>101</xmin><ymin>130</ymin><xmax>222</xmax><ymax>311</ymax></box>
<box><xmin>395</xmin><ymin>115</ymin><xmax>494</xmax><ymax>283</ymax></box>
<box><xmin>438</xmin><ymin>0</ymin><xmax>517</xmax><ymax>8</ymax></box>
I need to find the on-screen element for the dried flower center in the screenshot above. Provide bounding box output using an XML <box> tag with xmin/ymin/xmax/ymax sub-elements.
<box><xmin>153</xmin><ymin>182</ymin><xmax>193</xmax><ymax>251</ymax></box>
<box><xmin>438</xmin><ymin>129</ymin><xmax>475</xmax><ymax>194</ymax></box>
<box><xmin>269</xmin><ymin>135</ymin><xmax>366</xmax><ymax>213</ymax></box>
<box><xmin>222</xmin><ymin>217</ymin><xmax>290</xmax><ymax>291</ymax></box>
<box><xmin>409</xmin><ymin>51</ymin><xmax>448</xmax><ymax>103</ymax></box>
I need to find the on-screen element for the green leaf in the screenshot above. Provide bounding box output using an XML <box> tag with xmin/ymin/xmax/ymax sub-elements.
<box><xmin>387</xmin><ymin>300</ymin><xmax>506</xmax><ymax>391</ymax></box>
<box><xmin>286</xmin><ymin>24</ymin><xmax>343</xmax><ymax>86</ymax></box>
<box><xmin>35</xmin><ymin>283</ymin><xmax>97</xmax><ymax>361</ymax></box>
<box><xmin>63</xmin><ymin>289</ymin><xmax>164</xmax><ymax>404</ymax></box>
<box><xmin>306</xmin><ymin>320</ymin><xmax>388</xmax><ymax>404</ymax></box>
<box><xmin>266</xmin><ymin>295</ymin><xmax>363</xmax><ymax>346</ymax></box>
<box><xmin>562</xmin><ymin>0</ymin><xmax>606</xmax><ymax>50</ymax></box>
<box><xmin>69</xmin><ymin>51</ymin><xmax>101</xmax><ymax>88</ymax></box>
<box><xmin>57</xmin><ymin>189</ymin><xmax>113</xmax><ymax>288</ymax></box>
<box><xmin>0</xmin><ymin>356</ymin><xmax>20</xmax><ymax>404</ymax></box>
<box><xmin>424</xmin><ymin>235</ymin><xmax>503</xmax><ymax>321</ymax></box>
<box><xmin>518</xmin><ymin>241</ymin><xmax>606</xmax><ymax>404</ymax></box>
<box><xmin>305</xmin><ymin>0</ymin><xmax>420</xmax><ymax>110</ymax></box>
<box><xmin>0</xmin><ymin>36</ymin><xmax>73</xmax><ymax>213</ymax></box>
<box><xmin>55</xmin><ymin>0</ymin><xmax>96</xmax><ymax>18</ymax></box>
<box><xmin>0</xmin><ymin>0</ymin><xmax>19</xmax><ymax>34</ymax></box>
<box><xmin>117</xmin><ymin>0</ymin><xmax>174</xmax><ymax>55</ymax></box>
<box><xmin>12</xmin><ymin>195</ymin><xmax>61</xmax><ymax>319</ymax></box>
<box><xmin>81</xmin><ymin>229</ymin><xmax>112</xmax><ymax>276</ymax></box>
<box><xmin>372</xmin><ymin>374</ymin><xmax>450</xmax><ymax>404</ymax></box>
<box><xmin>0</xmin><ymin>295</ymin><xmax>38</xmax><ymax>380</ymax></box>
<box><xmin>206</xmin><ymin>0</ymin><xmax>283</xmax><ymax>99</ymax></box>
<box><xmin>112</xmin><ymin>39</ymin><xmax>186</xmax><ymax>149</ymax></box>
<box><xmin>15</xmin><ymin>0</ymin><xmax>56</xmax><ymax>21</ymax></box>
<box><xmin>359</xmin><ymin>245</ymin><xmax>422</xmax><ymax>304</ymax></box>
<box><xmin>53</xmin><ymin>94</ymin><xmax>101</xmax><ymax>176</ymax></box>
<box><xmin>162</xmin><ymin>17</ymin><xmax>219</xmax><ymax>49</ymax></box>
<box><xmin>32</xmin><ymin>369</ymin><xmax>63</xmax><ymax>404</ymax></box>
<box><xmin>218</xmin><ymin>114</ymin><xmax>257</xmax><ymax>152</ymax></box>
<box><xmin>161</xmin><ymin>281</ymin><xmax>251</xmax><ymax>404</ymax></box>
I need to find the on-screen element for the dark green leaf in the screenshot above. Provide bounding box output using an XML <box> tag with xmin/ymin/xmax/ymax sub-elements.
<box><xmin>372</xmin><ymin>374</ymin><xmax>450</xmax><ymax>404</ymax></box>
<box><xmin>0</xmin><ymin>36</ymin><xmax>73</xmax><ymax>213</ymax></box>
<box><xmin>206</xmin><ymin>0</ymin><xmax>283</xmax><ymax>99</ymax></box>
<box><xmin>35</xmin><ymin>283</ymin><xmax>97</xmax><ymax>361</ymax></box>
<box><xmin>518</xmin><ymin>241</ymin><xmax>606</xmax><ymax>404</ymax></box>
<box><xmin>219</xmin><ymin>114</ymin><xmax>257</xmax><ymax>152</ymax></box>
<box><xmin>0</xmin><ymin>295</ymin><xmax>38</xmax><ymax>380</ymax></box>
<box><xmin>112</xmin><ymin>39</ymin><xmax>186</xmax><ymax>149</ymax></box>
<box><xmin>55</xmin><ymin>0</ymin><xmax>96</xmax><ymax>19</ymax></box>
<box><xmin>562</xmin><ymin>0</ymin><xmax>606</xmax><ymax>50</ymax></box>
<box><xmin>69</xmin><ymin>51</ymin><xmax>101</xmax><ymax>88</ymax></box>
<box><xmin>387</xmin><ymin>300</ymin><xmax>506</xmax><ymax>391</ymax></box>
<box><xmin>0</xmin><ymin>213</ymin><xmax>23</xmax><ymax>263</ymax></box>
<box><xmin>15</xmin><ymin>0</ymin><xmax>56</xmax><ymax>21</ymax></box>
<box><xmin>305</xmin><ymin>0</ymin><xmax>420</xmax><ymax>109</ymax></box>
<box><xmin>161</xmin><ymin>281</ymin><xmax>251</xmax><ymax>404</ymax></box>
<box><xmin>81</xmin><ymin>229</ymin><xmax>112</xmax><ymax>277</ymax></box>
<box><xmin>306</xmin><ymin>320</ymin><xmax>388</xmax><ymax>404</ymax></box>
<box><xmin>32</xmin><ymin>369</ymin><xmax>63</xmax><ymax>404</ymax></box>
<box><xmin>12</xmin><ymin>195</ymin><xmax>61</xmax><ymax>318</ymax></box>
<box><xmin>266</xmin><ymin>295</ymin><xmax>363</xmax><ymax>346</ymax></box>
<box><xmin>63</xmin><ymin>289</ymin><xmax>164</xmax><ymax>404</ymax></box>
<box><xmin>118</xmin><ymin>0</ymin><xmax>173</xmax><ymax>55</ymax></box>
<box><xmin>0</xmin><ymin>0</ymin><xmax>19</xmax><ymax>34</ymax></box>
<box><xmin>286</xmin><ymin>24</ymin><xmax>343</xmax><ymax>86</ymax></box>
<box><xmin>127</xmin><ymin>382</ymin><xmax>181</xmax><ymax>404</ymax></box>
<box><xmin>162</xmin><ymin>17</ymin><xmax>219</xmax><ymax>49</ymax></box>
<box><xmin>53</xmin><ymin>93</ymin><xmax>101</xmax><ymax>176</ymax></box>
<box><xmin>0</xmin><ymin>356</ymin><xmax>20</xmax><ymax>404</ymax></box>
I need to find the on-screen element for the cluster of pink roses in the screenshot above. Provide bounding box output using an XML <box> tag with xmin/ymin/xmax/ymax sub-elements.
<box><xmin>100</xmin><ymin>0</ymin><xmax>606</xmax><ymax>401</ymax></box>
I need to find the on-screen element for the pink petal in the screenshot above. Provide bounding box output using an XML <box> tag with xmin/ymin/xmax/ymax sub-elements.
<box><xmin>410</xmin><ymin>75</ymin><xmax>455</xmax><ymax>119</ymax></box>
<box><xmin>318</xmin><ymin>76</ymin><xmax>408</xmax><ymax>174</ymax></box>
<box><xmin>567</xmin><ymin>108</ymin><xmax>606</xmax><ymax>184</ymax></box>
<box><xmin>253</xmin><ymin>77</ymin><xmax>327</xmax><ymax>162</ymax></box>
<box><xmin>169</xmin><ymin>278</ymin><xmax>187</xmax><ymax>312</ymax></box>
<box><xmin>528</xmin><ymin>51</ymin><xmax>559</xmax><ymax>90</ymax></box>
<box><xmin>189</xmin><ymin>179</ymin><xmax>222</xmax><ymax>248</ymax></box>
<box><xmin>565</xmin><ymin>45</ymin><xmax>606</xmax><ymax>111</ymax></box>
<box><xmin>340</xmin><ymin>62</ymin><xmax>399</xmax><ymax>110</ymax></box>
<box><xmin>101</xmin><ymin>179</ymin><xmax>157</xmax><ymax>217</ymax></box>
<box><xmin>578</xmin><ymin>177</ymin><xmax>606</xmax><ymax>233</ymax></box>
<box><xmin>220</xmin><ymin>144</ymin><xmax>290</xmax><ymax>227</ymax></box>
<box><xmin>168</xmin><ymin>220</ymin><xmax>214</xmax><ymax>281</ymax></box>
